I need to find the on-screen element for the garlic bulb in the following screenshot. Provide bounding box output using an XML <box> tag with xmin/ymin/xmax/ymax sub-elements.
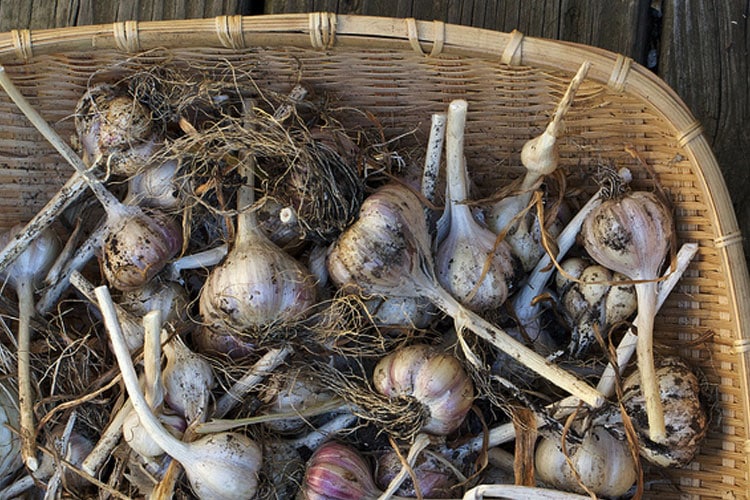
<box><xmin>301</xmin><ymin>441</ymin><xmax>381</xmax><ymax>500</ymax></box>
<box><xmin>122</xmin><ymin>409</ymin><xmax>185</xmax><ymax>459</ymax></box>
<box><xmin>260</xmin><ymin>369</ymin><xmax>336</xmax><ymax>434</ymax></box>
<box><xmin>535</xmin><ymin>425</ymin><xmax>637</xmax><ymax>497</ymax></box>
<box><xmin>621</xmin><ymin>356</ymin><xmax>708</xmax><ymax>467</ymax></box>
<box><xmin>364</xmin><ymin>295</ymin><xmax>437</xmax><ymax>330</ymax></box>
<box><xmin>556</xmin><ymin>258</ymin><xmax>637</xmax><ymax>356</ymax></box>
<box><xmin>372</xmin><ymin>344</ymin><xmax>474</xmax><ymax>436</ymax></box>
<box><xmin>101</xmin><ymin>210</ymin><xmax>183</xmax><ymax>291</ymax></box>
<box><xmin>162</xmin><ymin>334</ymin><xmax>215</xmax><ymax>423</ymax></box>
<box><xmin>126</xmin><ymin>159</ymin><xmax>182</xmax><ymax>210</ymax></box>
<box><xmin>74</xmin><ymin>84</ymin><xmax>154</xmax><ymax>172</ymax></box>
<box><xmin>581</xmin><ymin>189</ymin><xmax>673</xmax><ymax>442</ymax></box>
<box><xmin>436</xmin><ymin>99</ymin><xmax>517</xmax><ymax>312</ymax></box>
<box><xmin>199</xmin><ymin>155</ymin><xmax>317</xmax><ymax>339</ymax></box>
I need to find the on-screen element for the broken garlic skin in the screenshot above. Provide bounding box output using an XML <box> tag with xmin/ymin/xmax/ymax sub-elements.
<box><xmin>556</xmin><ymin>258</ymin><xmax>637</xmax><ymax>356</ymax></box>
<box><xmin>621</xmin><ymin>356</ymin><xmax>708</xmax><ymax>467</ymax></box>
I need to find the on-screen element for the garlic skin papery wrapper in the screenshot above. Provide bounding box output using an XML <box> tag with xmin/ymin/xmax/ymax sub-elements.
<box><xmin>0</xmin><ymin>379</ymin><xmax>21</xmax><ymax>486</ymax></box>
<box><xmin>581</xmin><ymin>189</ymin><xmax>673</xmax><ymax>442</ymax></box>
<box><xmin>327</xmin><ymin>182</ymin><xmax>604</xmax><ymax>408</ymax></box>
<box><xmin>436</xmin><ymin>99</ymin><xmax>517</xmax><ymax>312</ymax></box>
<box><xmin>372</xmin><ymin>344</ymin><xmax>474</xmax><ymax>436</ymax></box>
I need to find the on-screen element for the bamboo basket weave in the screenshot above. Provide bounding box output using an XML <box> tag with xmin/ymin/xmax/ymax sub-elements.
<box><xmin>0</xmin><ymin>13</ymin><xmax>747</xmax><ymax>499</ymax></box>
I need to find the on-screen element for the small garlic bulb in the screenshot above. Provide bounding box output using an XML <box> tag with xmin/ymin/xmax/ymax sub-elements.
<box><xmin>535</xmin><ymin>426</ymin><xmax>637</xmax><ymax>497</ymax></box>
<box><xmin>163</xmin><ymin>335</ymin><xmax>215</xmax><ymax>424</ymax></box>
<box><xmin>260</xmin><ymin>369</ymin><xmax>335</xmax><ymax>434</ymax></box>
<box><xmin>364</xmin><ymin>295</ymin><xmax>437</xmax><ymax>330</ymax></box>
<box><xmin>122</xmin><ymin>409</ymin><xmax>185</xmax><ymax>459</ymax></box>
<box><xmin>101</xmin><ymin>211</ymin><xmax>182</xmax><ymax>291</ymax></box>
<box><xmin>372</xmin><ymin>344</ymin><xmax>474</xmax><ymax>436</ymax></box>
<box><xmin>556</xmin><ymin>258</ymin><xmax>637</xmax><ymax>356</ymax></box>
<box><xmin>621</xmin><ymin>356</ymin><xmax>708</xmax><ymax>467</ymax></box>
<box><xmin>74</xmin><ymin>84</ymin><xmax>154</xmax><ymax>173</ymax></box>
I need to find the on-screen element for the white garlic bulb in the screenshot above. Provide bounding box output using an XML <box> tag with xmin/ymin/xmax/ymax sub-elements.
<box><xmin>535</xmin><ymin>425</ymin><xmax>637</xmax><ymax>497</ymax></box>
<box><xmin>436</xmin><ymin>100</ymin><xmax>517</xmax><ymax>312</ymax></box>
<box><xmin>372</xmin><ymin>344</ymin><xmax>474</xmax><ymax>436</ymax></box>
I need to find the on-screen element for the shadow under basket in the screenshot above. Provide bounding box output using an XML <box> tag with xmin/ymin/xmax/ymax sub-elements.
<box><xmin>0</xmin><ymin>13</ymin><xmax>748</xmax><ymax>499</ymax></box>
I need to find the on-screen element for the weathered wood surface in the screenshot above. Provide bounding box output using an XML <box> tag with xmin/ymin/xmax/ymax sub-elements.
<box><xmin>0</xmin><ymin>0</ymin><xmax>747</xmax><ymax>256</ymax></box>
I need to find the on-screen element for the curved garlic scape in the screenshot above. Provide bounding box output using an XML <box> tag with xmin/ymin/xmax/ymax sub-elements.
<box><xmin>436</xmin><ymin>99</ymin><xmax>517</xmax><ymax>312</ymax></box>
<box><xmin>372</xmin><ymin>344</ymin><xmax>474</xmax><ymax>436</ymax></box>
<box><xmin>621</xmin><ymin>356</ymin><xmax>708</xmax><ymax>467</ymax></box>
<box><xmin>556</xmin><ymin>258</ymin><xmax>637</xmax><ymax>357</ymax></box>
<box><xmin>535</xmin><ymin>425</ymin><xmax>637</xmax><ymax>498</ymax></box>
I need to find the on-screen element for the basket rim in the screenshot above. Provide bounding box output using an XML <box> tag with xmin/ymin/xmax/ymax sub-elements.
<box><xmin>0</xmin><ymin>12</ymin><xmax>748</xmax><ymax>487</ymax></box>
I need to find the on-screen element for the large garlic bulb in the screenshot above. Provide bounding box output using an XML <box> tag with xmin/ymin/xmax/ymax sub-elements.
<box><xmin>372</xmin><ymin>344</ymin><xmax>474</xmax><ymax>436</ymax></box>
<box><xmin>535</xmin><ymin>425</ymin><xmax>637</xmax><ymax>497</ymax></box>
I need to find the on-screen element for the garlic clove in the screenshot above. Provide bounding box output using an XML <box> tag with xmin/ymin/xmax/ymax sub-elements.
<box><xmin>162</xmin><ymin>335</ymin><xmax>215</xmax><ymax>423</ymax></box>
<box><xmin>578</xmin><ymin>265</ymin><xmax>611</xmax><ymax>305</ymax></box>
<box><xmin>604</xmin><ymin>272</ymin><xmax>637</xmax><ymax>325</ymax></box>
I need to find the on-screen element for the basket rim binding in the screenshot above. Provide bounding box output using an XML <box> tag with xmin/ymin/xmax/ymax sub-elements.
<box><xmin>0</xmin><ymin>12</ymin><xmax>747</xmax><ymax>494</ymax></box>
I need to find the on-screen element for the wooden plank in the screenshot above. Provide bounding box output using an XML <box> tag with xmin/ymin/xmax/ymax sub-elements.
<box><xmin>659</xmin><ymin>0</ymin><xmax>750</xmax><ymax>252</ymax></box>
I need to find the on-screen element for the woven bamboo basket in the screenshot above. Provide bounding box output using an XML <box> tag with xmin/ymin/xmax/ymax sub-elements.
<box><xmin>0</xmin><ymin>13</ymin><xmax>747</xmax><ymax>499</ymax></box>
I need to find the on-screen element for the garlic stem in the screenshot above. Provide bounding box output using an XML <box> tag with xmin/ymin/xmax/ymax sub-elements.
<box><xmin>289</xmin><ymin>412</ymin><xmax>357</xmax><ymax>451</ymax></box>
<box><xmin>421</xmin><ymin>280</ymin><xmax>604</xmax><ymax>408</ymax></box>
<box><xmin>594</xmin><ymin>242</ymin><xmax>698</xmax><ymax>398</ymax></box>
<box><xmin>17</xmin><ymin>279</ymin><xmax>38</xmax><ymax>471</ymax></box>
<box><xmin>36</xmin><ymin>224</ymin><xmax>105</xmax><ymax>315</ymax></box>
<box><xmin>95</xmin><ymin>286</ymin><xmax>191</xmax><ymax>462</ymax></box>
<box><xmin>143</xmin><ymin>310</ymin><xmax>164</xmax><ymax>406</ymax></box>
<box><xmin>421</xmin><ymin>113</ymin><xmax>446</xmax><ymax>207</ymax></box>
<box><xmin>634</xmin><ymin>280</ymin><xmax>665</xmax><ymax>441</ymax></box>
<box><xmin>214</xmin><ymin>346</ymin><xmax>292</xmax><ymax>418</ymax></box>
<box><xmin>446</xmin><ymin>101</ymin><xmax>469</xmax><ymax>203</ymax></box>
<box><xmin>462</xmin><ymin>483</ymin><xmax>594</xmax><ymax>499</ymax></box>
<box><xmin>167</xmin><ymin>244</ymin><xmax>229</xmax><ymax>278</ymax></box>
